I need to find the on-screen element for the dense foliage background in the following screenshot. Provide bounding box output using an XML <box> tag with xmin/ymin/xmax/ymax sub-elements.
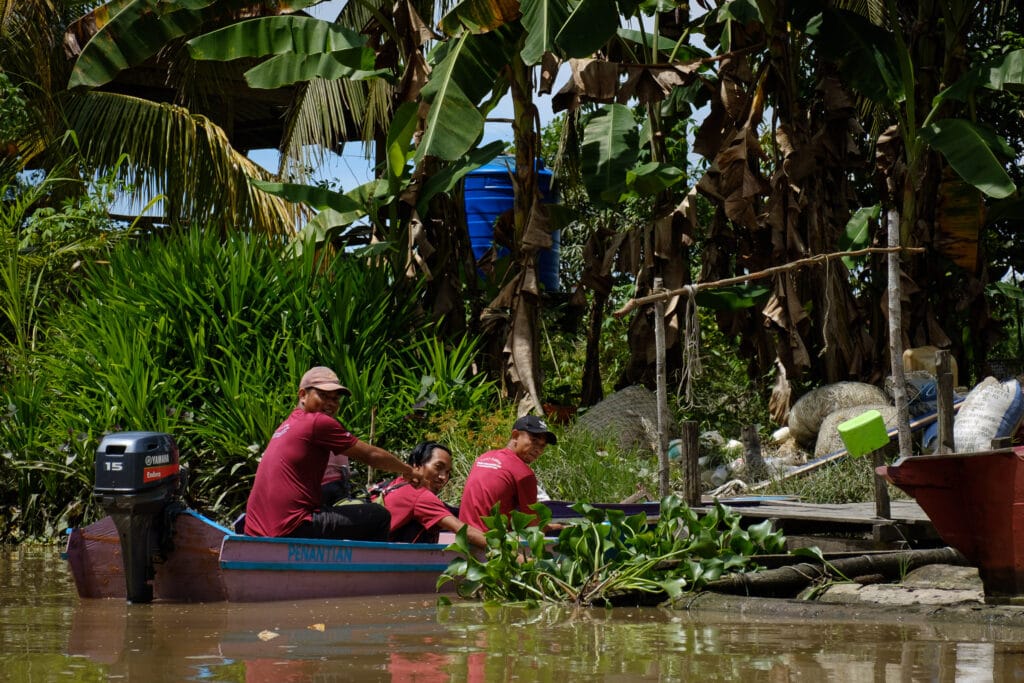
<box><xmin>1</xmin><ymin>1</ymin><xmax>1022</xmax><ymax>541</ymax></box>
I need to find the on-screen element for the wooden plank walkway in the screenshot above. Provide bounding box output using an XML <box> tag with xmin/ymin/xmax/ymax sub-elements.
<box><xmin>697</xmin><ymin>498</ymin><xmax>942</xmax><ymax>551</ymax></box>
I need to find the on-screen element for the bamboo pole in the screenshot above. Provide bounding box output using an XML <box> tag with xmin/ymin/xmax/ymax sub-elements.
<box><xmin>613</xmin><ymin>246</ymin><xmax>924</xmax><ymax>318</ymax></box>
<box><xmin>653</xmin><ymin>278</ymin><xmax>671</xmax><ymax>498</ymax></box>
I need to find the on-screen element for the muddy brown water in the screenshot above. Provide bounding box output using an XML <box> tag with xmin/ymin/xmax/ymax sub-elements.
<box><xmin>3</xmin><ymin>546</ymin><xmax>1024</xmax><ymax>682</ymax></box>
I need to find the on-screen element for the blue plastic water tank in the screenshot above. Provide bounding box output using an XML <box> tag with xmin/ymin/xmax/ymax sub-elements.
<box><xmin>464</xmin><ymin>156</ymin><xmax>560</xmax><ymax>292</ymax></box>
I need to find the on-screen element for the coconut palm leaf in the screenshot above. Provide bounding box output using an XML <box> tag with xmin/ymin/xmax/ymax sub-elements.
<box><xmin>65</xmin><ymin>90</ymin><xmax>300</xmax><ymax>233</ymax></box>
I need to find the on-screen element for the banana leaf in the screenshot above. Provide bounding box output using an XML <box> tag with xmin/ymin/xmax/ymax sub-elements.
<box><xmin>581</xmin><ymin>104</ymin><xmax>639</xmax><ymax>205</ymax></box>
<box><xmin>920</xmin><ymin>119</ymin><xmax>1016</xmax><ymax>199</ymax></box>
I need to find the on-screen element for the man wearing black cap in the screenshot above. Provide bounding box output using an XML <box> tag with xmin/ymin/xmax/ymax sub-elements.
<box><xmin>458</xmin><ymin>415</ymin><xmax>559</xmax><ymax>532</ymax></box>
<box><xmin>244</xmin><ymin>366</ymin><xmax>423</xmax><ymax>540</ymax></box>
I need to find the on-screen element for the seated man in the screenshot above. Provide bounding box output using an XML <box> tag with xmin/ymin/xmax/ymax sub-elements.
<box><xmin>376</xmin><ymin>441</ymin><xmax>487</xmax><ymax>548</ymax></box>
<box><xmin>244</xmin><ymin>366</ymin><xmax>422</xmax><ymax>540</ymax></box>
<box><xmin>458</xmin><ymin>415</ymin><xmax>561</xmax><ymax>533</ymax></box>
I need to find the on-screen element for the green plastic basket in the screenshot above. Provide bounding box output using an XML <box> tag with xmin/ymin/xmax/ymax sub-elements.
<box><xmin>837</xmin><ymin>409</ymin><xmax>889</xmax><ymax>458</ymax></box>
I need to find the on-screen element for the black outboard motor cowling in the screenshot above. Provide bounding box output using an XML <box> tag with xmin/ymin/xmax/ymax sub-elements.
<box><xmin>94</xmin><ymin>431</ymin><xmax>181</xmax><ymax>603</ymax></box>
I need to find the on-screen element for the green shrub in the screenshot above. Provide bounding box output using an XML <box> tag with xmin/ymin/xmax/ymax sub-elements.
<box><xmin>1</xmin><ymin>227</ymin><xmax>495</xmax><ymax>537</ymax></box>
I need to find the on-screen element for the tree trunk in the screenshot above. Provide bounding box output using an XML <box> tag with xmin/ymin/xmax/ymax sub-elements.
<box><xmin>699</xmin><ymin>547</ymin><xmax>968</xmax><ymax>598</ymax></box>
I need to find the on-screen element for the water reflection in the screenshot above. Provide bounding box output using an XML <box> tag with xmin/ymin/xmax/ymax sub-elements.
<box><xmin>4</xmin><ymin>548</ymin><xmax>1024</xmax><ymax>681</ymax></box>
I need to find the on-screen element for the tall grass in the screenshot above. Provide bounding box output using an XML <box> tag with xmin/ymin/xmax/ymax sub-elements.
<box><xmin>1</xmin><ymin>227</ymin><xmax>495</xmax><ymax>538</ymax></box>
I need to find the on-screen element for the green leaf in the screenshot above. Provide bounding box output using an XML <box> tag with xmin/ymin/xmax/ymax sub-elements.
<box><xmin>554</xmin><ymin>0</ymin><xmax>618</xmax><ymax>59</ymax></box>
<box><xmin>625</xmin><ymin>161</ymin><xmax>685</xmax><ymax>196</ymax></box>
<box><xmin>250</xmin><ymin>181</ymin><xmax>361</xmax><ymax>214</ymax></box>
<box><xmin>520</xmin><ymin>0</ymin><xmax>571</xmax><ymax>65</ymax></box>
<box><xmin>934</xmin><ymin>48</ymin><xmax>1024</xmax><ymax>105</ymax></box>
<box><xmin>920</xmin><ymin>119</ymin><xmax>1017</xmax><ymax>199</ymax></box>
<box><xmin>656</xmin><ymin>576</ymin><xmax>688</xmax><ymax>600</ymax></box>
<box><xmin>242</xmin><ymin>52</ymin><xmax>388</xmax><ymax>90</ymax></box>
<box><xmin>187</xmin><ymin>16</ymin><xmax>367</xmax><ymax>61</ymax></box>
<box><xmin>695</xmin><ymin>284</ymin><xmax>769</xmax><ymax>311</ymax></box>
<box><xmin>386</xmin><ymin>102</ymin><xmax>420</xmax><ymax>183</ymax></box>
<box><xmin>992</xmin><ymin>281</ymin><xmax>1024</xmax><ymax>303</ymax></box>
<box><xmin>790</xmin><ymin>546</ymin><xmax>826</xmax><ymax>562</ymax></box>
<box><xmin>805</xmin><ymin>8</ymin><xmax>903</xmax><ymax>105</ymax></box>
<box><xmin>74</xmin><ymin>8</ymin><xmax>371</xmax><ymax>90</ymax></box>
<box><xmin>70</xmin><ymin>0</ymin><xmax>206</xmax><ymax>88</ymax></box>
<box><xmin>616</xmin><ymin>28</ymin><xmax>690</xmax><ymax>54</ymax></box>
<box><xmin>580</xmin><ymin>104</ymin><xmax>639</xmax><ymax>206</ymax></box>
<box><xmin>439</xmin><ymin>0</ymin><xmax>521</xmax><ymax>36</ymax></box>
<box><xmin>416</xmin><ymin>34</ymin><xmax>486</xmax><ymax>162</ymax></box>
<box><xmin>716</xmin><ymin>0</ymin><xmax>762</xmax><ymax>25</ymax></box>
<box><xmin>839</xmin><ymin>204</ymin><xmax>879</xmax><ymax>268</ymax></box>
<box><xmin>745</xmin><ymin>519</ymin><xmax>774</xmax><ymax>545</ymax></box>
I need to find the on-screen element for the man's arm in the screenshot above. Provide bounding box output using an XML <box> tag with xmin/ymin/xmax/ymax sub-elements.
<box><xmin>435</xmin><ymin>515</ymin><xmax>488</xmax><ymax>549</ymax></box>
<box><xmin>346</xmin><ymin>440</ymin><xmax>424</xmax><ymax>487</ymax></box>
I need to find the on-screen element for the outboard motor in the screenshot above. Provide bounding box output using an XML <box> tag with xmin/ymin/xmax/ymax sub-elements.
<box><xmin>94</xmin><ymin>431</ymin><xmax>182</xmax><ymax>603</ymax></box>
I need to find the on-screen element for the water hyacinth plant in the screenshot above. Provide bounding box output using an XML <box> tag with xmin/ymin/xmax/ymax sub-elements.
<box><xmin>438</xmin><ymin>495</ymin><xmax>786</xmax><ymax>606</ymax></box>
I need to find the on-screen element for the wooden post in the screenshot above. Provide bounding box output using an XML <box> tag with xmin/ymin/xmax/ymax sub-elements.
<box><xmin>872</xmin><ymin>447</ymin><xmax>891</xmax><ymax>519</ymax></box>
<box><xmin>935</xmin><ymin>350</ymin><xmax>955</xmax><ymax>454</ymax></box>
<box><xmin>680</xmin><ymin>420</ymin><xmax>701</xmax><ymax>506</ymax></box>
<box><xmin>741</xmin><ymin>425</ymin><xmax>767</xmax><ymax>481</ymax></box>
<box><xmin>886</xmin><ymin>209</ymin><xmax>913</xmax><ymax>460</ymax></box>
<box><xmin>653</xmin><ymin>278</ymin><xmax>671</xmax><ymax>498</ymax></box>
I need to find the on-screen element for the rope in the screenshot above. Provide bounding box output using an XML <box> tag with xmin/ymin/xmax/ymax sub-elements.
<box><xmin>679</xmin><ymin>286</ymin><xmax>702</xmax><ymax>405</ymax></box>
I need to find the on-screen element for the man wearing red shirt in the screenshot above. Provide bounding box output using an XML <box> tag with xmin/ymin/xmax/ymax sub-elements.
<box><xmin>244</xmin><ymin>366</ymin><xmax>422</xmax><ymax>540</ymax></box>
<box><xmin>458</xmin><ymin>415</ymin><xmax>558</xmax><ymax>532</ymax></box>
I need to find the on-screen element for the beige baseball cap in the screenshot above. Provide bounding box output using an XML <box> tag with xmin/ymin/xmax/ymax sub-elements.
<box><xmin>299</xmin><ymin>366</ymin><xmax>351</xmax><ymax>395</ymax></box>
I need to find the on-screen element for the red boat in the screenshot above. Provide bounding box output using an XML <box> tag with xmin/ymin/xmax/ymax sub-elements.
<box><xmin>878</xmin><ymin>446</ymin><xmax>1024</xmax><ymax>603</ymax></box>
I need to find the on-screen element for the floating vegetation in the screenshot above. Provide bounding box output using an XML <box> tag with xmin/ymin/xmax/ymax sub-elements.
<box><xmin>438</xmin><ymin>495</ymin><xmax>786</xmax><ymax>606</ymax></box>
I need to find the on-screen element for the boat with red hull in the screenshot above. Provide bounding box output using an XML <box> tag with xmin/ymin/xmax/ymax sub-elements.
<box><xmin>878</xmin><ymin>446</ymin><xmax>1024</xmax><ymax>603</ymax></box>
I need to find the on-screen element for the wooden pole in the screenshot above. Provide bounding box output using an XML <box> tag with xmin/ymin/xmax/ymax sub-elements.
<box><xmin>741</xmin><ymin>425</ymin><xmax>767</xmax><ymax>481</ymax></box>
<box><xmin>886</xmin><ymin>209</ymin><xmax>912</xmax><ymax>460</ymax></box>
<box><xmin>871</xmin><ymin>447</ymin><xmax>891</xmax><ymax>519</ymax></box>
<box><xmin>680</xmin><ymin>420</ymin><xmax>701</xmax><ymax>506</ymax></box>
<box><xmin>653</xmin><ymin>278</ymin><xmax>671</xmax><ymax>498</ymax></box>
<box><xmin>935</xmin><ymin>350</ymin><xmax>955</xmax><ymax>454</ymax></box>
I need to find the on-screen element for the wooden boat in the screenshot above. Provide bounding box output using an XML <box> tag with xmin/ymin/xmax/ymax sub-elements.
<box><xmin>66</xmin><ymin>430</ymin><xmax>470</xmax><ymax>603</ymax></box>
<box><xmin>64</xmin><ymin>508</ymin><xmax>460</xmax><ymax>603</ymax></box>
<box><xmin>878</xmin><ymin>445</ymin><xmax>1024</xmax><ymax>603</ymax></box>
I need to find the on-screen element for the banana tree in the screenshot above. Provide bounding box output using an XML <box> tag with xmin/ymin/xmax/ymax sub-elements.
<box><xmin>426</xmin><ymin>0</ymin><xmax>717</xmax><ymax>412</ymax></box>
<box><xmin>808</xmin><ymin>0</ymin><xmax>1023</xmax><ymax>380</ymax></box>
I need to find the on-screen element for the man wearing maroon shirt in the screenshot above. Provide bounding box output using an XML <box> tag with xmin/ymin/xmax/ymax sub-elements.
<box><xmin>244</xmin><ymin>366</ymin><xmax>423</xmax><ymax>540</ymax></box>
<box><xmin>458</xmin><ymin>415</ymin><xmax>559</xmax><ymax>532</ymax></box>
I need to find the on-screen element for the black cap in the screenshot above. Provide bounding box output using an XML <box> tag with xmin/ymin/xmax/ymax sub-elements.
<box><xmin>513</xmin><ymin>415</ymin><xmax>557</xmax><ymax>445</ymax></box>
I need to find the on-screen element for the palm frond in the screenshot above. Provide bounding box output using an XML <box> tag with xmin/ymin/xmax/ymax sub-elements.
<box><xmin>65</xmin><ymin>90</ymin><xmax>302</xmax><ymax>234</ymax></box>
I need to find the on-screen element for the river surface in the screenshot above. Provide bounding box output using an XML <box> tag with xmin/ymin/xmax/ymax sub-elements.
<box><xmin>3</xmin><ymin>546</ymin><xmax>1024</xmax><ymax>682</ymax></box>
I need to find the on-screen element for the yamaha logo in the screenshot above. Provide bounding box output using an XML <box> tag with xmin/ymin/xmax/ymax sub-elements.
<box><xmin>144</xmin><ymin>454</ymin><xmax>171</xmax><ymax>466</ymax></box>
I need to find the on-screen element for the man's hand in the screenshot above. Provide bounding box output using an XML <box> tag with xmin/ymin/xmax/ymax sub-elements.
<box><xmin>407</xmin><ymin>465</ymin><xmax>425</xmax><ymax>488</ymax></box>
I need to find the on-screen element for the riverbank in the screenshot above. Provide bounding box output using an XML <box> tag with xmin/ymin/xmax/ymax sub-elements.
<box><xmin>680</xmin><ymin>562</ymin><xmax>1024</xmax><ymax>629</ymax></box>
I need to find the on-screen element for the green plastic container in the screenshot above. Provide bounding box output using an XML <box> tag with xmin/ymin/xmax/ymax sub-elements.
<box><xmin>837</xmin><ymin>409</ymin><xmax>889</xmax><ymax>457</ymax></box>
